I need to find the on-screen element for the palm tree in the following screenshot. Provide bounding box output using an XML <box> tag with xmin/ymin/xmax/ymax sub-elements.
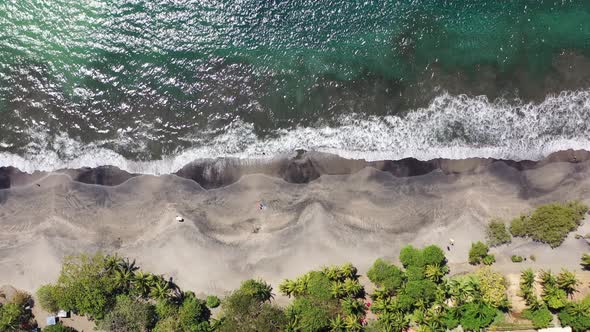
<box><xmin>379</xmin><ymin>311</ymin><xmax>410</xmax><ymax>332</ymax></box>
<box><xmin>279</xmin><ymin>279</ymin><xmax>297</xmax><ymax>298</ymax></box>
<box><xmin>371</xmin><ymin>287</ymin><xmax>390</xmax><ymax>301</ymax></box>
<box><xmin>344</xmin><ymin>315</ymin><xmax>363</xmax><ymax>332</ymax></box>
<box><xmin>343</xmin><ymin>278</ymin><xmax>363</xmax><ymax>298</ymax></box>
<box><xmin>329</xmin><ymin>314</ymin><xmax>346</xmax><ymax>332</ymax></box>
<box><xmin>341</xmin><ymin>298</ymin><xmax>366</xmax><ymax>317</ymax></box>
<box><xmin>118</xmin><ymin>258</ymin><xmax>139</xmax><ymax>273</ymax></box>
<box><xmin>294</xmin><ymin>275</ymin><xmax>309</xmax><ymax>297</ymax></box>
<box><xmin>132</xmin><ymin>271</ymin><xmax>154</xmax><ymax>298</ymax></box>
<box><xmin>519</xmin><ymin>269</ymin><xmax>537</xmax><ymax>305</ymax></box>
<box><xmin>556</xmin><ymin>269</ymin><xmax>579</xmax><ymax>297</ymax></box>
<box><xmin>424</xmin><ymin>264</ymin><xmax>445</xmax><ymax>283</ymax></box>
<box><xmin>114</xmin><ymin>268</ymin><xmax>134</xmax><ymax>292</ymax></box>
<box><xmin>323</xmin><ymin>266</ymin><xmax>342</xmax><ymax>281</ymax></box>
<box><xmin>340</xmin><ymin>263</ymin><xmax>358</xmax><ymax>279</ymax></box>
<box><xmin>581</xmin><ymin>253</ymin><xmax>590</xmax><ymax>270</ymax></box>
<box><xmin>104</xmin><ymin>254</ymin><xmax>122</xmax><ymax>273</ymax></box>
<box><xmin>372</xmin><ymin>296</ymin><xmax>398</xmax><ymax>315</ymax></box>
<box><xmin>330</xmin><ymin>281</ymin><xmax>346</xmax><ymax>299</ymax></box>
<box><xmin>539</xmin><ymin>270</ymin><xmax>556</xmax><ymax>288</ymax></box>
<box><xmin>149</xmin><ymin>276</ymin><xmax>171</xmax><ymax>300</ymax></box>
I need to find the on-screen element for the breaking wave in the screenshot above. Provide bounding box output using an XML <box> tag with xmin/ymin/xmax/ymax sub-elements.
<box><xmin>2</xmin><ymin>90</ymin><xmax>590</xmax><ymax>174</ymax></box>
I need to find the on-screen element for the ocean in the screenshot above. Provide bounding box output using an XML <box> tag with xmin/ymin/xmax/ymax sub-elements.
<box><xmin>1</xmin><ymin>0</ymin><xmax>590</xmax><ymax>173</ymax></box>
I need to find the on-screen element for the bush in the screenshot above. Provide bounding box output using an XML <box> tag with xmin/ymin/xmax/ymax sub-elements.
<box><xmin>305</xmin><ymin>272</ymin><xmax>333</xmax><ymax>301</ymax></box>
<box><xmin>483</xmin><ymin>254</ymin><xmax>496</xmax><ymax>265</ymax></box>
<box><xmin>37</xmin><ymin>285</ymin><xmax>60</xmax><ymax>313</ymax></box>
<box><xmin>529</xmin><ymin>255</ymin><xmax>536</xmax><ymax>262</ymax></box>
<box><xmin>468</xmin><ymin>241</ymin><xmax>490</xmax><ymax>265</ymax></box>
<box><xmin>96</xmin><ymin>295</ymin><xmax>156</xmax><ymax>332</ymax></box>
<box><xmin>399</xmin><ymin>245</ymin><xmax>424</xmax><ymax>268</ymax></box>
<box><xmin>206</xmin><ymin>295</ymin><xmax>221</xmax><ymax>309</ymax></box>
<box><xmin>487</xmin><ymin>220</ymin><xmax>512</xmax><ymax>246</ymax></box>
<box><xmin>288</xmin><ymin>298</ymin><xmax>330</xmax><ymax>332</ymax></box>
<box><xmin>43</xmin><ymin>324</ymin><xmax>77</xmax><ymax>332</ymax></box>
<box><xmin>476</xmin><ymin>267</ymin><xmax>508</xmax><ymax>309</ymax></box>
<box><xmin>0</xmin><ymin>303</ymin><xmax>25</xmax><ymax>332</ymax></box>
<box><xmin>422</xmin><ymin>245</ymin><xmax>446</xmax><ymax>266</ymax></box>
<box><xmin>459</xmin><ymin>302</ymin><xmax>497</xmax><ymax>331</ymax></box>
<box><xmin>178</xmin><ymin>293</ymin><xmax>211</xmax><ymax>331</ymax></box>
<box><xmin>509</xmin><ymin>201</ymin><xmax>589</xmax><ymax>248</ymax></box>
<box><xmin>219</xmin><ymin>286</ymin><xmax>286</xmax><ymax>332</ymax></box>
<box><xmin>367</xmin><ymin>258</ymin><xmax>404</xmax><ymax>292</ymax></box>
<box><xmin>511</xmin><ymin>255</ymin><xmax>524</xmax><ymax>263</ymax></box>
<box><xmin>523</xmin><ymin>307</ymin><xmax>552</xmax><ymax>329</ymax></box>
<box><xmin>558</xmin><ymin>296</ymin><xmax>590</xmax><ymax>332</ymax></box>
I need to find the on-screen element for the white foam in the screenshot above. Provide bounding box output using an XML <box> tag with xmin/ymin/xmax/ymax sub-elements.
<box><xmin>2</xmin><ymin>90</ymin><xmax>590</xmax><ymax>174</ymax></box>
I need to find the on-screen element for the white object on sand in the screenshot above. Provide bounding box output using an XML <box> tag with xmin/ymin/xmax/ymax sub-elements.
<box><xmin>176</xmin><ymin>216</ymin><xmax>184</xmax><ymax>222</ymax></box>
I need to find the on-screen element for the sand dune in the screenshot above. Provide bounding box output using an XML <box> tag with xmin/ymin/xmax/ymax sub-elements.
<box><xmin>1</xmin><ymin>153</ymin><xmax>590</xmax><ymax>294</ymax></box>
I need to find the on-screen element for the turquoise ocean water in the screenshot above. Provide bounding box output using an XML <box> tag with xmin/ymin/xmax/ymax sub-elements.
<box><xmin>1</xmin><ymin>1</ymin><xmax>590</xmax><ymax>173</ymax></box>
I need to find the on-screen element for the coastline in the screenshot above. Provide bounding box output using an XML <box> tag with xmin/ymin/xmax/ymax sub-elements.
<box><xmin>1</xmin><ymin>149</ymin><xmax>590</xmax><ymax>295</ymax></box>
<box><xmin>2</xmin><ymin>148</ymin><xmax>590</xmax><ymax>189</ymax></box>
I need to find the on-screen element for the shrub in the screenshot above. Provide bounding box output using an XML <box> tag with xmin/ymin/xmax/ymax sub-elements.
<box><xmin>487</xmin><ymin>220</ymin><xmax>512</xmax><ymax>247</ymax></box>
<box><xmin>511</xmin><ymin>255</ymin><xmax>524</xmax><ymax>263</ymax></box>
<box><xmin>288</xmin><ymin>298</ymin><xmax>330</xmax><ymax>332</ymax></box>
<box><xmin>178</xmin><ymin>293</ymin><xmax>211</xmax><ymax>331</ymax></box>
<box><xmin>43</xmin><ymin>324</ymin><xmax>77</xmax><ymax>332</ymax></box>
<box><xmin>399</xmin><ymin>245</ymin><xmax>424</xmax><ymax>268</ymax></box>
<box><xmin>523</xmin><ymin>307</ymin><xmax>552</xmax><ymax>329</ymax></box>
<box><xmin>483</xmin><ymin>254</ymin><xmax>496</xmax><ymax>265</ymax></box>
<box><xmin>305</xmin><ymin>271</ymin><xmax>333</xmax><ymax>301</ymax></box>
<box><xmin>219</xmin><ymin>285</ymin><xmax>287</xmax><ymax>332</ymax></box>
<box><xmin>422</xmin><ymin>245</ymin><xmax>446</xmax><ymax>266</ymax></box>
<box><xmin>97</xmin><ymin>295</ymin><xmax>156</xmax><ymax>332</ymax></box>
<box><xmin>530</xmin><ymin>254</ymin><xmax>536</xmax><ymax>262</ymax></box>
<box><xmin>239</xmin><ymin>279</ymin><xmax>274</xmax><ymax>303</ymax></box>
<box><xmin>37</xmin><ymin>285</ymin><xmax>60</xmax><ymax>313</ymax></box>
<box><xmin>509</xmin><ymin>201</ymin><xmax>589</xmax><ymax>248</ymax></box>
<box><xmin>476</xmin><ymin>267</ymin><xmax>508</xmax><ymax>309</ymax></box>
<box><xmin>458</xmin><ymin>302</ymin><xmax>497</xmax><ymax>331</ymax></box>
<box><xmin>367</xmin><ymin>258</ymin><xmax>404</xmax><ymax>292</ymax></box>
<box><xmin>206</xmin><ymin>295</ymin><xmax>221</xmax><ymax>309</ymax></box>
<box><xmin>468</xmin><ymin>241</ymin><xmax>490</xmax><ymax>265</ymax></box>
<box><xmin>558</xmin><ymin>295</ymin><xmax>590</xmax><ymax>332</ymax></box>
<box><xmin>0</xmin><ymin>303</ymin><xmax>24</xmax><ymax>332</ymax></box>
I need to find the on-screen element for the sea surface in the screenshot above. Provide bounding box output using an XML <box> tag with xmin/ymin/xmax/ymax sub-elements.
<box><xmin>1</xmin><ymin>0</ymin><xmax>590</xmax><ymax>173</ymax></box>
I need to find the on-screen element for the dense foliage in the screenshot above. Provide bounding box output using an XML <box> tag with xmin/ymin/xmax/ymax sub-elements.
<box><xmin>486</xmin><ymin>219</ymin><xmax>512</xmax><ymax>247</ymax></box>
<box><xmin>519</xmin><ymin>268</ymin><xmax>588</xmax><ymax>331</ymax></box>
<box><xmin>511</xmin><ymin>255</ymin><xmax>524</xmax><ymax>263</ymax></box>
<box><xmin>509</xmin><ymin>201</ymin><xmax>588</xmax><ymax>248</ymax></box>
<box><xmin>0</xmin><ymin>290</ymin><xmax>34</xmax><ymax>331</ymax></box>
<box><xmin>35</xmin><ymin>253</ymin><xmax>218</xmax><ymax>332</ymax></box>
<box><xmin>468</xmin><ymin>241</ymin><xmax>495</xmax><ymax>265</ymax></box>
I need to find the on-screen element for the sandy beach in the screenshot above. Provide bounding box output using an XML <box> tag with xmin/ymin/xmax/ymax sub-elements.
<box><xmin>0</xmin><ymin>151</ymin><xmax>589</xmax><ymax>297</ymax></box>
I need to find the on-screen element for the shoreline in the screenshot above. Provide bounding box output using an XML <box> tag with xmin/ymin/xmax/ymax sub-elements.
<box><xmin>2</xmin><ymin>149</ymin><xmax>590</xmax><ymax>189</ymax></box>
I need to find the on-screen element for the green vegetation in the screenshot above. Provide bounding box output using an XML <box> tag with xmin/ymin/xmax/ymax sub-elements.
<box><xmin>206</xmin><ymin>295</ymin><xmax>221</xmax><ymax>309</ymax></box>
<box><xmin>43</xmin><ymin>324</ymin><xmax>77</xmax><ymax>332</ymax></box>
<box><xmin>511</xmin><ymin>255</ymin><xmax>524</xmax><ymax>263</ymax></box>
<box><xmin>469</xmin><ymin>241</ymin><xmax>495</xmax><ymax>265</ymax></box>
<box><xmin>29</xmin><ymin>230</ymin><xmax>590</xmax><ymax>332</ymax></box>
<box><xmin>366</xmin><ymin>258</ymin><xmax>404</xmax><ymax>292</ymax></box>
<box><xmin>518</xmin><ymin>268</ymin><xmax>589</xmax><ymax>331</ymax></box>
<box><xmin>487</xmin><ymin>219</ymin><xmax>512</xmax><ymax>247</ymax></box>
<box><xmin>0</xmin><ymin>290</ymin><xmax>34</xmax><ymax>331</ymax></box>
<box><xmin>581</xmin><ymin>253</ymin><xmax>590</xmax><ymax>270</ymax></box>
<box><xmin>509</xmin><ymin>201</ymin><xmax>588</xmax><ymax>248</ymax></box>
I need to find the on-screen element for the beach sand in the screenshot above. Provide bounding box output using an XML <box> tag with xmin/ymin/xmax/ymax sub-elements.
<box><xmin>1</xmin><ymin>153</ymin><xmax>590</xmax><ymax>296</ymax></box>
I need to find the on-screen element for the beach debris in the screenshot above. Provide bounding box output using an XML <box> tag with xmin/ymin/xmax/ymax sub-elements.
<box><xmin>175</xmin><ymin>215</ymin><xmax>184</xmax><ymax>222</ymax></box>
<box><xmin>449</xmin><ymin>238</ymin><xmax>455</xmax><ymax>246</ymax></box>
<box><xmin>57</xmin><ymin>310</ymin><xmax>68</xmax><ymax>318</ymax></box>
<box><xmin>258</xmin><ymin>201</ymin><xmax>267</xmax><ymax>210</ymax></box>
